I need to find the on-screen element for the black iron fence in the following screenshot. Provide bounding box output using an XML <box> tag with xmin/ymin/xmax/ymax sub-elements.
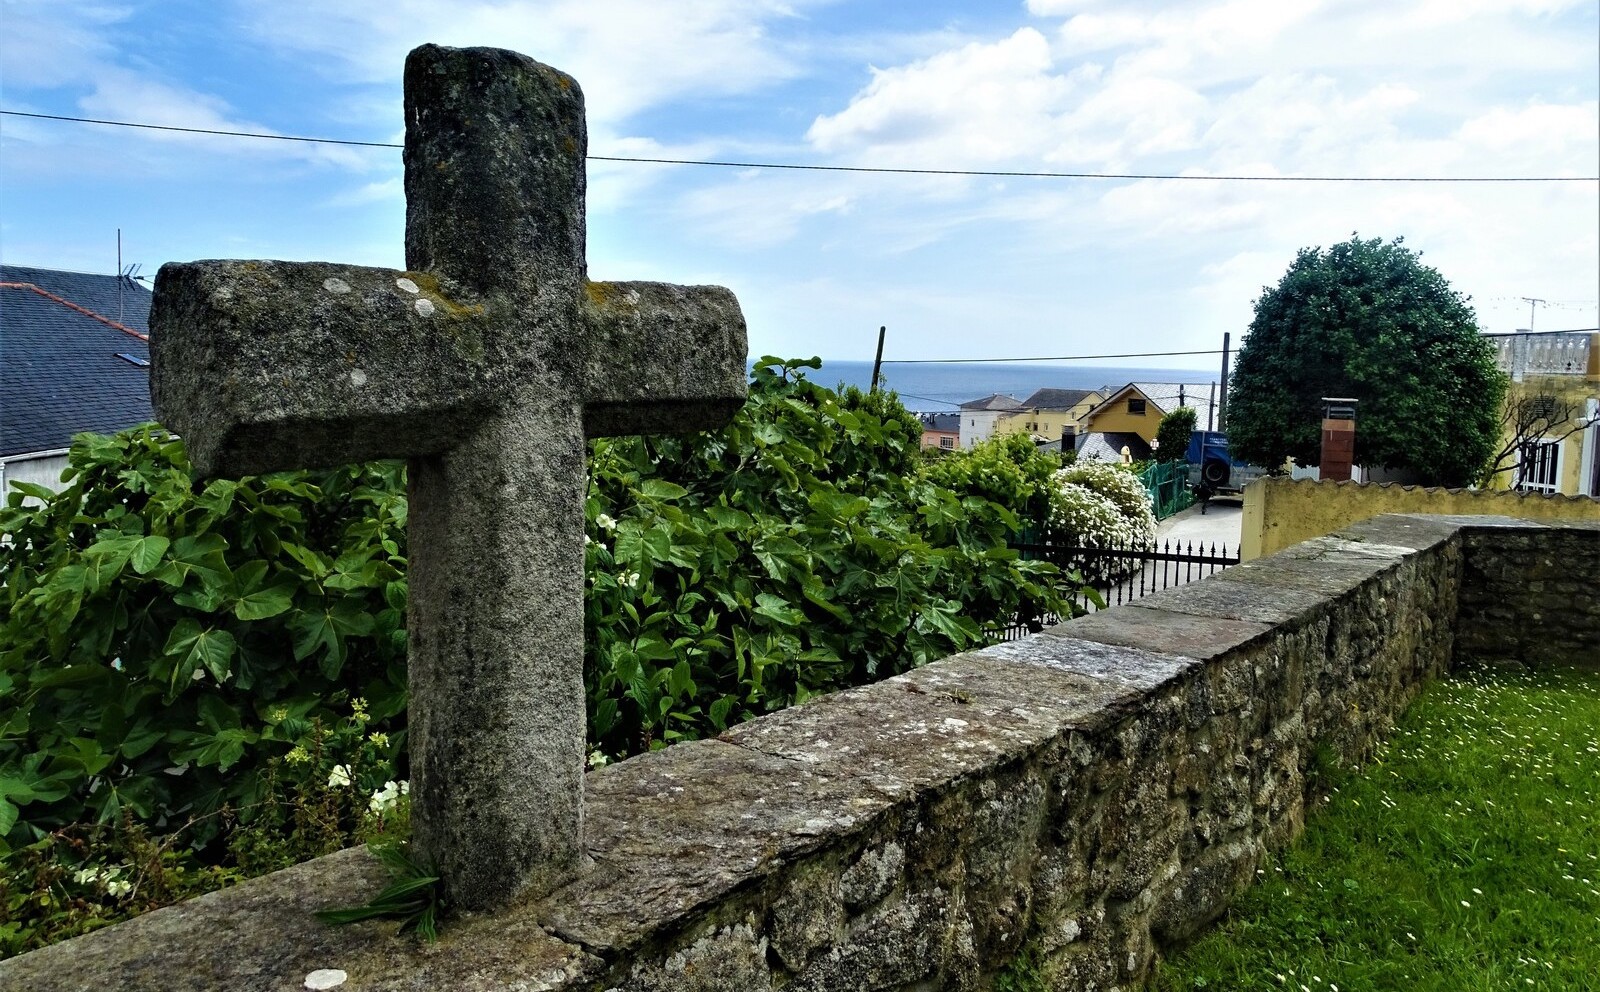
<box><xmin>999</xmin><ymin>535</ymin><xmax>1239</xmax><ymax>639</ymax></box>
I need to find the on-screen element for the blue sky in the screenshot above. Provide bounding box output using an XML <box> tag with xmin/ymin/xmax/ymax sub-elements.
<box><xmin>3</xmin><ymin>0</ymin><xmax>1596</xmax><ymax>370</ymax></box>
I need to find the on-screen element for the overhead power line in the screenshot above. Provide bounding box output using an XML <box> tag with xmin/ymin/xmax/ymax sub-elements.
<box><xmin>882</xmin><ymin>349</ymin><xmax>1225</xmax><ymax>364</ymax></box>
<box><xmin>5</xmin><ymin>110</ymin><xmax>1596</xmax><ymax>183</ymax></box>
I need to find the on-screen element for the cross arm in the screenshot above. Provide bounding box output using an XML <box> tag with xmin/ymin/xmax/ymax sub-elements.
<box><xmin>151</xmin><ymin>260</ymin><xmax>506</xmax><ymax>478</ymax></box>
<box><xmin>579</xmin><ymin>281</ymin><xmax>748</xmax><ymax>438</ymax></box>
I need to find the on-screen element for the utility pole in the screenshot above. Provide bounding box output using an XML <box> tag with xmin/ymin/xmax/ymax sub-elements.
<box><xmin>1520</xmin><ymin>297</ymin><xmax>1546</xmax><ymax>330</ymax></box>
<box><xmin>870</xmin><ymin>325</ymin><xmax>886</xmax><ymax>393</ymax></box>
<box><xmin>1217</xmin><ymin>332</ymin><xmax>1231</xmax><ymax>432</ymax></box>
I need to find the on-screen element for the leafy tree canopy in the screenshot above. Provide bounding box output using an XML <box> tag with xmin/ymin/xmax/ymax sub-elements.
<box><xmin>1227</xmin><ymin>236</ymin><xmax>1507</xmax><ymax>487</ymax></box>
<box><xmin>1155</xmin><ymin>407</ymin><xmax>1198</xmax><ymax>463</ymax></box>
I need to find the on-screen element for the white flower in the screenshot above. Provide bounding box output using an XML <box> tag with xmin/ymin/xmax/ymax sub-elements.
<box><xmin>620</xmin><ymin>570</ymin><xmax>641</xmax><ymax>589</ymax></box>
<box><xmin>368</xmin><ymin>779</ymin><xmax>410</xmax><ymax>815</ymax></box>
<box><xmin>595</xmin><ymin>513</ymin><xmax>617</xmax><ymax>531</ymax></box>
<box><xmin>106</xmin><ymin>879</ymin><xmax>133</xmax><ymax>898</ymax></box>
<box><xmin>72</xmin><ymin>868</ymin><xmax>99</xmax><ymax>885</ymax></box>
<box><xmin>327</xmin><ymin>764</ymin><xmax>352</xmax><ymax>788</ymax></box>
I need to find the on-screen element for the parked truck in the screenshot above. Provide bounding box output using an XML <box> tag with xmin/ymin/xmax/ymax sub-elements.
<box><xmin>1186</xmin><ymin>430</ymin><xmax>1267</xmax><ymax>512</ymax></box>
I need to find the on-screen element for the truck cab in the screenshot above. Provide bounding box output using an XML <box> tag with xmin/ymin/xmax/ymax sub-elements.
<box><xmin>1186</xmin><ymin>430</ymin><xmax>1266</xmax><ymax>510</ymax></box>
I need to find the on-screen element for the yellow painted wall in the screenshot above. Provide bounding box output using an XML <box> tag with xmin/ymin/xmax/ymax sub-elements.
<box><xmin>1240</xmin><ymin>476</ymin><xmax>1600</xmax><ymax>560</ymax></box>
<box><xmin>1483</xmin><ymin>374</ymin><xmax>1598</xmax><ymax>496</ymax></box>
<box><xmin>1081</xmin><ymin>390</ymin><xmax>1161</xmax><ymax>441</ymax></box>
<box><xmin>995</xmin><ymin>392</ymin><xmax>1104</xmax><ymax>440</ymax></box>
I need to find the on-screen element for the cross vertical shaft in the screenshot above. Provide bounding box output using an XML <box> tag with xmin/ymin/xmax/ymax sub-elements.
<box><xmin>407</xmin><ymin>400</ymin><xmax>589</xmax><ymax>904</ymax></box>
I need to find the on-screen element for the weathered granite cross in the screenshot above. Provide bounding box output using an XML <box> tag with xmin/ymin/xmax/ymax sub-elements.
<box><xmin>148</xmin><ymin>44</ymin><xmax>747</xmax><ymax>911</ymax></box>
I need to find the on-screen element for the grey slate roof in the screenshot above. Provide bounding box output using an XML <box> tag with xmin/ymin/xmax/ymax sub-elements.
<box><xmin>1127</xmin><ymin>381</ymin><xmax>1211</xmax><ymax>416</ymax></box>
<box><xmin>958</xmin><ymin>393</ymin><xmax>1026</xmax><ymax>411</ymax></box>
<box><xmin>1074</xmin><ymin>431</ymin><xmax>1151</xmax><ymax>463</ymax></box>
<box><xmin>920</xmin><ymin>412</ymin><xmax>959</xmax><ymax>433</ymax></box>
<box><xmin>2</xmin><ymin>264</ymin><xmax>155</xmax><ymax>457</ymax></box>
<box><xmin>1018</xmin><ymin>387</ymin><xmax>1093</xmax><ymax>410</ymax></box>
<box><xmin>1085</xmin><ymin>381</ymin><xmax>1214</xmax><ymax>423</ymax></box>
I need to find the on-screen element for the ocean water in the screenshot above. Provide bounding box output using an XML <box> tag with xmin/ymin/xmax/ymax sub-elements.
<box><xmin>757</xmin><ymin>358</ymin><xmax>1221</xmax><ymax>412</ymax></box>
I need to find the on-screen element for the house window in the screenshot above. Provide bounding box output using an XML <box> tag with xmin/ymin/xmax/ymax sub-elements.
<box><xmin>1515</xmin><ymin>438</ymin><xmax>1562</xmax><ymax>494</ymax></box>
<box><xmin>939</xmin><ymin>436</ymin><xmax>954</xmax><ymax>449</ymax></box>
<box><xmin>1127</xmin><ymin>398</ymin><xmax>1146</xmax><ymax>415</ymax></box>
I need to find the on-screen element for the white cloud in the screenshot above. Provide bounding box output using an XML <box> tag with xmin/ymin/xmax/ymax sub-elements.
<box><xmin>233</xmin><ymin>0</ymin><xmax>812</xmax><ymax>131</ymax></box>
<box><xmin>806</xmin><ymin>28</ymin><xmax>1068</xmax><ymax>164</ymax></box>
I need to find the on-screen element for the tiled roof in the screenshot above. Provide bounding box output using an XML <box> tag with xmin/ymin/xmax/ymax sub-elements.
<box><xmin>920</xmin><ymin>412</ymin><xmax>960</xmax><ymax>433</ymax></box>
<box><xmin>1127</xmin><ymin>381</ymin><xmax>1212</xmax><ymax>416</ymax></box>
<box><xmin>1086</xmin><ymin>381</ymin><xmax>1214</xmax><ymax>422</ymax></box>
<box><xmin>959</xmin><ymin>393</ymin><xmax>1026</xmax><ymax>411</ymax></box>
<box><xmin>2</xmin><ymin>264</ymin><xmax>155</xmax><ymax>457</ymax></box>
<box><xmin>1018</xmin><ymin>387</ymin><xmax>1093</xmax><ymax>410</ymax></box>
<box><xmin>1074</xmin><ymin>431</ymin><xmax>1151</xmax><ymax>463</ymax></box>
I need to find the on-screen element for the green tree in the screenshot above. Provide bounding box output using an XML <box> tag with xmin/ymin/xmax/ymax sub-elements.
<box><xmin>1227</xmin><ymin>236</ymin><xmax>1507</xmax><ymax>487</ymax></box>
<box><xmin>1154</xmin><ymin>407</ymin><xmax>1198</xmax><ymax>462</ymax></box>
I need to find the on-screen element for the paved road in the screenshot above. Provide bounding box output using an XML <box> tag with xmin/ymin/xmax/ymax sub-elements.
<box><xmin>1156</xmin><ymin>497</ymin><xmax>1243</xmax><ymax>552</ymax></box>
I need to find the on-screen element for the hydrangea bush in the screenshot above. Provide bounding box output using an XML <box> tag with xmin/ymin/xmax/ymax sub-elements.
<box><xmin>1045</xmin><ymin>461</ymin><xmax>1158</xmax><ymax>583</ymax></box>
<box><xmin>1054</xmin><ymin>461</ymin><xmax>1157</xmax><ymax>545</ymax></box>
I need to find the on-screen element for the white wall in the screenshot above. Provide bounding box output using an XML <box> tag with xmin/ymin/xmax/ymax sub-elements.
<box><xmin>0</xmin><ymin>450</ymin><xmax>70</xmax><ymax>505</ymax></box>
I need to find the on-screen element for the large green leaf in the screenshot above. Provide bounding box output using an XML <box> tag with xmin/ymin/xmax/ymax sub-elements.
<box><xmin>162</xmin><ymin>618</ymin><xmax>238</xmax><ymax>688</ymax></box>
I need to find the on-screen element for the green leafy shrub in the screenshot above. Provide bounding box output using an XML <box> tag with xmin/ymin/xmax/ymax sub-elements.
<box><xmin>583</xmin><ymin>359</ymin><xmax>1069</xmax><ymax>758</ymax></box>
<box><xmin>1154</xmin><ymin>406</ymin><xmax>1197</xmax><ymax>463</ymax></box>
<box><xmin>921</xmin><ymin>431</ymin><xmax>1064</xmax><ymax>529</ymax></box>
<box><xmin>0</xmin><ymin>428</ymin><xmax>409</xmax><ymax>857</ymax></box>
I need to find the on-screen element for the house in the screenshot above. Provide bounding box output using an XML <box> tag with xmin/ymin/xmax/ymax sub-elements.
<box><xmin>958</xmin><ymin>393</ymin><xmax>1026</xmax><ymax>449</ymax></box>
<box><xmin>996</xmin><ymin>387</ymin><xmax>1102</xmax><ymax>445</ymax></box>
<box><xmin>1</xmin><ymin>264</ymin><xmax>154</xmax><ymax>497</ymax></box>
<box><xmin>918</xmin><ymin>412</ymin><xmax>960</xmax><ymax>451</ymax></box>
<box><xmin>1074</xmin><ymin>381</ymin><xmax>1215</xmax><ymax>461</ymax></box>
<box><xmin>1482</xmin><ymin>329</ymin><xmax>1599</xmax><ymax>497</ymax></box>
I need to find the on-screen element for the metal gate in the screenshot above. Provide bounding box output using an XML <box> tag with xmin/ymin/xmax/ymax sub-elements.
<box><xmin>1000</xmin><ymin>536</ymin><xmax>1239</xmax><ymax>639</ymax></box>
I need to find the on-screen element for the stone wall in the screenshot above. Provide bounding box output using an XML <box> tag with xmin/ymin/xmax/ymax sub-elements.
<box><xmin>5</xmin><ymin>515</ymin><xmax>1595</xmax><ymax>992</ymax></box>
<box><xmin>1239</xmin><ymin>476</ymin><xmax>1600</xmax><ymax>560</ymax></box>
<box><xmin>1454</xmin><ymin>518</ymin><xmax>1600</xmax><ymax>669</ymax></box>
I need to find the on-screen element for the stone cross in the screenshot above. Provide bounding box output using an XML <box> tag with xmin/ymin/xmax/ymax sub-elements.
<box><xmin>149</xmin><ymin>44</ymin><xmax>747</xmax><ymax>911</ymax></box>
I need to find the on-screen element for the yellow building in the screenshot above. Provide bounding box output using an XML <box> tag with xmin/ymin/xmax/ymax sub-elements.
<box><xmin>994</xmin><ymin>388</ymin><xmax>1102</xmax><ymax>443</ymax></box>
<box><xmin>1481</xmin><ymin>330</ymin><xmax>1599</xmax><ymax>497</ymax></box>
<box><xmin>1078</xmin><ymin>382</ymin><xmax>1218</xmax><ymax>443</ymax></box>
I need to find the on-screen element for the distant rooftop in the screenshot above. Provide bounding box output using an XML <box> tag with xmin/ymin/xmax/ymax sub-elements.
<box><xmin>1018</xmin><ymin>387</ymin><xmax>1093</xmax><ymax>410</ymax></box>
<box><xmin>959</xmin><ymin>393</ymin><xmax>1026</xmax><ymax>411</ymax></box>
<box><xmin>2</xmin><ymin>264</ymin><xmax>154</xmax><ymax>457</ymax></box>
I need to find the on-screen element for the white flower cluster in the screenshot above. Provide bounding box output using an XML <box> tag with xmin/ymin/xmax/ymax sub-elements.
<box><xmin>619</xmin><ymin>570</ymin><xmax>641</xmax><ymax>589</ymax></box>
<box><xmin>72</xmin><ymin>865</ymin><xmax>133</xmax><ymax>898</ymax></box>
<box><xmin>1046</xmin><ymin>463</ymin><xmax>1158</xmax><ymax>582</ymax></box>
<box><xmin>1055</xmin><ymin>462</ymin><xmax>1157</xmax><ymax>543</ymax></box>
<box><xmin>1048</xmin><ymin>483</ymin><xmax>1138</xmax><ymax>546</ymax></box>
<box><xmin>368</xmin><ymin>779</ymin><xmax>410</xmax><ymax>815</ymax></box>
<box><xmin>327</xmin><ymin>764</ymin><xmax>353</xmax><ymax>788</ymax></box>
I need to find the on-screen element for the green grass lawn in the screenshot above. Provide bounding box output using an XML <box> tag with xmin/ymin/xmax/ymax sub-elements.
<box><xmin>1156</xmin><ymin>663</ymin><xmax>1600</xmax><ymax>992</ymax></box>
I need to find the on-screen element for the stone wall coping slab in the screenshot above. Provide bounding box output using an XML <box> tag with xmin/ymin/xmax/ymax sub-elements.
<box><xmin>1044</xmin><ymin>606</ymin><xmax>1276</xmax><ymax>662</ymax></box>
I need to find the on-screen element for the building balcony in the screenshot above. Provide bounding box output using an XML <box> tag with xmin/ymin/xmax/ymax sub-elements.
<box><xmin>1483</xmin><ymin>329</ymin><xmax>1598</xmax><ymax>382</ymax></box>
